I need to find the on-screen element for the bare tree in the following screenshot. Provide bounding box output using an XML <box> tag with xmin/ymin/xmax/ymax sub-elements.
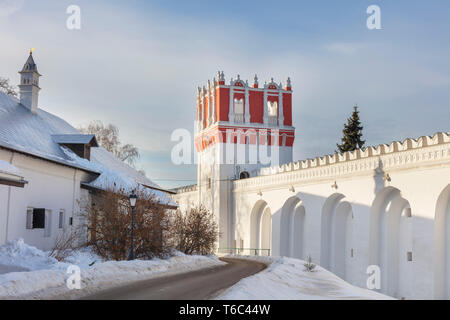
<box><xmin>48</xmin><ymin>229</ymin><xmax>81</xmax><ymax>262</ymax></box>
<box><xmin>81</xmin><ymin>187</ymin><xmax>173</xmax><ymax>260</ymax></box>
<box><xmin>0</xmin><ymin>77</ymin><xmax>18</xmax><ymax>98</ymax></box>
<box><xmin>173</xmin><ymin>206</ymin><xmax>220</xmax><ymax>255</ymax></box>
<box><xmin>79</xmin><ymin>120</ymin><xmax>140</xmax><ymax>167</ymax></box>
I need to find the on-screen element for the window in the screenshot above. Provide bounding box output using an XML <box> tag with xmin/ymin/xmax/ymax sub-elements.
<box><xmin>407</xmin><ymin>251</ymin><xmax>413</xmax><ymax>262</ymax></box>
<box><xmin>26</xmin><ymin>208</ymin><xmax>45</xmax><ymax>229</ymax></box>
<box><xmin>240</xmin><ymin>171</ymin><xmax>250</xmax><ymax>179</ymax></box>
<box><xmin>69</xmin><ymin>217</ymin><xmax>73</xmax><ymax>226</ymax></box>
<box><xmin>267</xmin><ymin>101</ymin><xmax>278</xmax><ymax>116</ymax></box>
<box><xmin>234</xmin><ymin>98</ymin><xmax>244</xmax><ymax>114</ymax></box>
<box><xmin>58</xmin><ymin>210</ymin><xmax>65</xmax><ymax>229</ymax></box>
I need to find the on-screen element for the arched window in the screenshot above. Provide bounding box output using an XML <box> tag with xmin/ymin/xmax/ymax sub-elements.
<box><xmin>268</xmin><ymin>101</ymin><xmax>278</xmax><ymax>116</ymax></box>
<box><xmin>234</xmin><ymin>98</ymin><xmax>244</xmax><ymax>114</ymax></box>
<box><xmin>239</xmin><ymin>171</ymin><xmax>250</xmax><ymax>179</ymax></box>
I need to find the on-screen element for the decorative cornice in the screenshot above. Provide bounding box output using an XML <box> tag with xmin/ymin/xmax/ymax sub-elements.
<box><xmin>172</xmin><ymin>184</ymin><xmax>198</xmax><ymax>194</ymax></box>
<box><xmin>233</xmin><ymin>132</ymin><xmax>450</xmax><ymax>191</ymax></box>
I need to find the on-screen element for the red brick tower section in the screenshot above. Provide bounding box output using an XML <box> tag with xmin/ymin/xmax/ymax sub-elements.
<box><xmin>195</xmin><ymin>72</ymin><xmax>295</xmax><ymax>153</ymax></box>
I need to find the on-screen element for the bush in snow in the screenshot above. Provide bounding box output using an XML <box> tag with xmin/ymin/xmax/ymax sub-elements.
<box><xmin>303</xmin><ymin>255</ymin><xmax>316</xmax><ymax>272</ymax></box>
<box><xmin>81</xmin><ymin>187</ymin><xmax>173</xmax><ymax>260</ymax></box>
<box><xmin>48</xmin><ymin>229</ymin><xmax>81</xmax><ymax>262</ymax></box>
<box><xmin>173</xmin><ymin>206</ymin><xmax>219</xmax><ymax>255</ymax></box>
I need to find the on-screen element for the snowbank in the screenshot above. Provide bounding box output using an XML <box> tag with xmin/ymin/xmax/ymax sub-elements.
<box><xmin>0</xmin><ymin>240</ymin><xmax>224</xmax><ymax>300</ymax></box>
<box><xmin>0</xmin><ymin>239</ymin><xmax>102</xmax><ymax>272</ymax></box>
<box><xmin>216</xmin><ymin>255</ymin><xmax>393</xmax><ymax>300</ymax></box>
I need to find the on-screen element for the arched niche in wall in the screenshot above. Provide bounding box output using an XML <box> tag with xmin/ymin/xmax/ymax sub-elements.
<box><xmin>321</xmin><ymin>193</ymin><xmax>353</xmax><ymax>281</ymax></box>
<box><xmin>434</xmin><ymin>184</ymin><xmax>450</xmax><ymax>299</ymax></box>
<box><xmin>369</xmin><ymin>187</ymin><xmax>413</xmax><ymax>299</ymax></box>
<box><xmin>280</xmin><ymin>196</ymin><xmax>306</xmax><ymax>259</ymax></box>
<box><xmin>250</xmin><ymin>200</ymin><xmax>272</xmax><ymax>255</ymax></box>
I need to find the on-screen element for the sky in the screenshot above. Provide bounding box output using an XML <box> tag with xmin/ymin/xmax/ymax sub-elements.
<box><xmin>0</xmin><ymin>0</ymin><xmax>449</xmax><ymax>188</ymax></box>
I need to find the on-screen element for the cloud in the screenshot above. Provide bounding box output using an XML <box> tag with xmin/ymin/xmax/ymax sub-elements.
<box><xmin>1</xmin><ymin>1</ymin><xmax>450</xmax><ymax>188</ymax></box>
<box><xmin>0</xmin><ymin>0</ymin><xmax>24</xmax><ymax>17</ymax></box>
<box><xmin>324</xmin><ymin>42</ymin><xmax>367</xmax><ymax>56</ymax></box>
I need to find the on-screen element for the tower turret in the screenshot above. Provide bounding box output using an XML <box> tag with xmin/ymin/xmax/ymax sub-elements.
<box><xmin>194</xmin><ymin>72</ymin><xmax>296</xmax><ymax>249</ymax></box>
<box><xmin>18</xmin><ymin>50</ymin><xmax>41</xmax><ymax>114</ymax></box>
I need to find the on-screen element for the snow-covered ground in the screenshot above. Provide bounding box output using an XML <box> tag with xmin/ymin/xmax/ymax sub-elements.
<box><xmin>216</xmin><ymin>255</ymin><xmax>393</xmax><ymax>300</ymax></box>
<box><xmin>0</xmin><ymin>239</ymin><xmax>225</xmax><ymax>300</ymax></box>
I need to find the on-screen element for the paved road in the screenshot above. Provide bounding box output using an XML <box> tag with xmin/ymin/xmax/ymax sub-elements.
<box><xmin>81</xmin><ymin>258</ymin><xmax>266</xmax><ymax>300</ymax></box>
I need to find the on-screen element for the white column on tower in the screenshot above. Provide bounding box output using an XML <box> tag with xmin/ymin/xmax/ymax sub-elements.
<box><xmin>207</xmin><ymin>86</ymin><xmax>211</xmax><ymax>127</ymax></box>
<box><xmin>278</xmin><ymin>90</ymin><xmax>284</xmax><ymax>127</ymax></box>
<box><xmin>201</xmin><ymin>89</ymin><xmax>205</xmax><ymax>130</ymax></box>
<box><xmin>212</xmin><ymin>85</ymin><xmax>216</xmax><ymax>124</ymax></box>
<box><xmin>263</xmin><ymin>88</ymin><xmax>268</xmax><ymax>125</ymax></box>
<box><xmin>244</xmin><ymin>86</ymin><xmax>250</xmax><ymax>123</ymax></box>
<box><xmin>197</xmin><ymin>93</ymin><xmax>201</xmax><ymax>132</ymax></box>
<box><xmin>228</xmin><ymin>86</ymin><xmax>235</xmax><ymax>123</ymax></box>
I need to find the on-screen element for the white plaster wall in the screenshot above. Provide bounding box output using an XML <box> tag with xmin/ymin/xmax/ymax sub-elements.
<box><xmin>230</xmin><ymin>162</ymin><xmax>450</xmax><ymax>299</ymax></box>
<box><xmin>173</xmin><ymin>136</ymin><xmax>450</xmax><ymax>299</ymax></box>
<box><xmin>0</xmin><ymin>149</ymin><xmax>92</xmax><ymax>251</ymax></box>
<box><xmin>0</xmin><ymin>185</ymin><xmax>9</xmax><ymax>244</ymax></box>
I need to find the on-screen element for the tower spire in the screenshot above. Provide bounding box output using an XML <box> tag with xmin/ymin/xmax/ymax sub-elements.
<box><xmin>18</xmin><ymin>50</ymin><xmax>41</xmax><ymax>114</ymax></box>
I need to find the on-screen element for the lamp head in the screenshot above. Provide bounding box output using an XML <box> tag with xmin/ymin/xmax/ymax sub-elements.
<box><xmin>129</xmin><ymin>191</ymin><xmax>137</xmax><ymax>208</ymax></box>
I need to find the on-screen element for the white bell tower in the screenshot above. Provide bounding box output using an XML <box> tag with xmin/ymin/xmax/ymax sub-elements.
<box><xmin>18</xmin><ymin>50</ymin><xmax>41</xmax><ymax>114</ymax></box>
<box><xmin>195</xmin><ymin>72</ymin><xmax>295</xmax><ymax>249</ymax></box>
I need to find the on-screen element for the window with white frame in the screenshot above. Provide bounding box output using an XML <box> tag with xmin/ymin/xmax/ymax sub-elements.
<box><xmin>267</xmin><ymin>101</ymin><xmax>278</xmax><ymax>116</ymax></box>
<box><xmin>26</xmin><ymin>208</ymin><xmax>52</xmax><ymax>237</ymax></box>
<box><xmin>58</xmin><ymin>210</ymin><xmax>65</xmax><ymax>229</ymax></box>
<box><xmin>234</xmin><ymin>98</ymin><xmax>244</xmax><ymax>114</ymax></box>
<box><xmin>26</xmin><ymin>208</ymin><xmax>45</xmax><ymax>229</ymax></box>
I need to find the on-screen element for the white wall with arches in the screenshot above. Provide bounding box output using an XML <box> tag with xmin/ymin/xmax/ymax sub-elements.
<box><xmin>231</xmin><ymin>153</ymin><xmax>450</xmax><ymax>299</ymax></box>
<box><xmin>174</xmin><ymin>133</ymin><xmax>450</xmax><ymax>299</ymax></box>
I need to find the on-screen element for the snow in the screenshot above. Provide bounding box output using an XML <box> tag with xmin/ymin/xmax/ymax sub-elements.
<box><xmin>216</xmin><ymin>255</ymin><xmax>393</xmax><ymax>300</ymax></box>
<box><xmin>62</xmin><ymin>147</ymin><xmax>176</xmax><ymax>206</ymax></box>
<box><xmin>0</xmin><ymin>239</ymin><xmax>103</xmax><ymax>272</ymax></box>
<box><xmin>0</xmin><ymin>160</ymin><xmax>19</xmax><ymax>175</ymax></box>
<box><xmin>0</xmin><ymin>239</ymin><xmax>224</xmax><ymax>300</ymax></box>
<box><xmin>0</xmin><ymin>91</ymin><xmax>174</xmax><ymax>205</ymax></box>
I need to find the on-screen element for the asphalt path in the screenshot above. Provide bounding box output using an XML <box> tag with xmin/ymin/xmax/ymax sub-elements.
<box><xmin>81</xmin><ymin>257</ymin><xmax>266</xmax><ymax>300</ymax></box>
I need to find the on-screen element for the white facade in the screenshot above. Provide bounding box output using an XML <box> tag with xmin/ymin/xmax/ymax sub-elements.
<box><xmin>0</xmin><ymin>150</ymin><xmax>91</xmax><ymax>251</ymax></box>
<box><xmin>175</xmin><ymin>131</ymin><xmax>450</xmax><ymax>300</ymax></box>
<box><xmin>174</xmin><ymin>73</ymin><xmax>450</xmax><ymax>299</ymax></box>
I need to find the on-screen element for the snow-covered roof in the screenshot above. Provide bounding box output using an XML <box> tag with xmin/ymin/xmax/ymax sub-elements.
<box><xmin>52</xmin><ymin>134</ymin><xmax>98</xmax><ymax>146</ymax></box>
<box><xmin>0</xmin><ymin>91</ymin><xmax>175</xmax><ymax>206</ymax></box>
<box><xmin>0</xmin><ymin>160</ymin><xmax>20</xmax><ymax>176</ymax></box>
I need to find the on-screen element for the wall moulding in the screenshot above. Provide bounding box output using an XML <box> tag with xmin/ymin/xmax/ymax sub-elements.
<box><xmin>233</xmin><ymin>132</ymin><xmax>450</xmax><ymax>192</ymax></box>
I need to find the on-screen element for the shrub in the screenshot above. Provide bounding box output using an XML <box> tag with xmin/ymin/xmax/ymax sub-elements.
<box><xmin>173</xmin><ymin>206</ymin><xmax>219</xmax><ymax>255</ymax></box>
<box><xmin>81</xmin><ymin>187</ymin><xmax>173</xmax><ymax>260</ymax></box>
<box><xmin>304</xmin><ymin>255</ymin><xmax>316</xmax><ymax>272</ymax></box>
<box><xmin>48</xmin><ymin>229</ymin><xmax>80</xmax><ymax>261</ymax></box>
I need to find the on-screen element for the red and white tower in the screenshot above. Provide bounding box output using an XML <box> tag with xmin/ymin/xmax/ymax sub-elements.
<box><xmin>195</xmin><ymin>72</ymin><xmax>295</xmax><ymax>248</ymax></box>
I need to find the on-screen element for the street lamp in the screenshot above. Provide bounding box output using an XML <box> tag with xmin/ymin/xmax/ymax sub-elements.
<box><xmin>128</xmin><ymin>191</ymin><xmax>137</xmax><ymax>261</ymax></box>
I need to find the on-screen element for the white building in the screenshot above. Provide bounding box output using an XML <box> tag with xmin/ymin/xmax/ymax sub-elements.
<box><xmin>0</xmin><ymin>52</ymin><xmax>175</xmax><ymax>251</ymax></box>
<box><xmin>173</xmin><ymin>72</ymin><xmax>450</xmax><ymax>299</ymax></box>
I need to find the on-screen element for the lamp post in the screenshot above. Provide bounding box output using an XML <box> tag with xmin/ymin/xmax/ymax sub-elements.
<box><xmin>128</xmin><ymin>191</ymin><xmax>137</xmax><ymax>261</ymax></box>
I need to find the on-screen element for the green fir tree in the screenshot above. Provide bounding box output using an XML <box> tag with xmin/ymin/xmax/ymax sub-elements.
<box><xmin>336</xmin><ymin>105</ymin><xmax>365</xmax><ymax>153</ymax></box>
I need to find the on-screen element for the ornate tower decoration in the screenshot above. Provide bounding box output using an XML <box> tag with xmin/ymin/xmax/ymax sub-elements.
<box><xmin>18</xmin><ymin>49</ymin><xmax>41</xmax><ymax>114</ymax></box>
<box><xmin>195</xmin><ymin>71</ymin><xmax>295</xmax><ymax>172</ymax></box>
<box><xmin>194</xmin><ymin>72</ymin><xmax>295</xmax><ymax>250</ymax></box>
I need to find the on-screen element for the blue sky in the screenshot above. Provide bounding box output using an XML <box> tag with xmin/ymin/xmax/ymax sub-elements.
<box><xmin>0</xmin><ymin>0</ymin><xmax>449</xmax><ymax>188</ymax></box>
